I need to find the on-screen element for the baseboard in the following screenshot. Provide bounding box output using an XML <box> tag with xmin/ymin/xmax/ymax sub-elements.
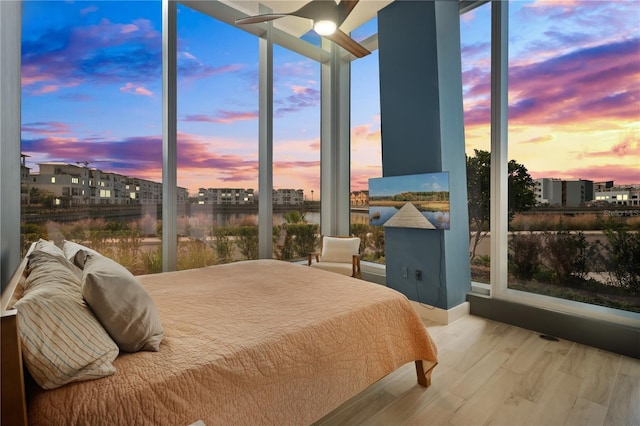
<box><xmin>409</xmin><ymin>300</ymin><xmax>469</xmax><ymax>325</ymax></box>
<box><xmin>467</xmin><ymin>293</ymin><xmax>640</xmax><ymax>359</ymax></box>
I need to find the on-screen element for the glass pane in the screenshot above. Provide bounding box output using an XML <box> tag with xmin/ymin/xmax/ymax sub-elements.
<box><xmin>507</xmin><ymin>1</ymin><xmax>640</xmax><ymax>313</ymax></box>
<box><xmin>21</xmin><ymin>1</ymin><xmax>163</xmax><ymax>275</ymax></box>
<box><xmin>461</xmin><ymin>2</ymin><xmax>492</xmax><ymax>284</ymax></box>
<box><xmin>177</xmin><ymin>5</ymin><xmax>259</xmax><ymax>268</ymax></box>
<box><xmin>351</xmin><ymin>49</ymin><xmax>383</xmax><ymax>264</ymax></box>
<box><xmin>272</xmin><ymin>45</ymin><xmax>320</xmax><ymax>261</ymax></box>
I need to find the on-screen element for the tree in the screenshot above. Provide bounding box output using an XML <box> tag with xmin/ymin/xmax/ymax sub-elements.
<box><xmin>467</xmin><ymin>149</ymin><xmax>536</xmax><ymax>260</ymax></box>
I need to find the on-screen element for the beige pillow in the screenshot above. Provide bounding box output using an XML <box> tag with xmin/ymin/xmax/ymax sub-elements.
<box><xmin>82</xmin><ymin>253</ymin><xmax>164</xmax><ymax>352</ymax></box>
<box><xmin>34</xmin><ymin>238</ymin><xmax>65</xmax><ymax>257</ymax></box>
<box><xmin>15</xmin><ymin>251</ymin><xmax>119</xmax><ymax>389</ymax></box>
<box><xmin>320</xmin><ymin>237</ymin><xmax>360</xmax><ymax>263</ymax></box>
<box><xmin>63</xmin><ymin>240</ymin><xmax>101</xmax><ymax>268</ymax></box>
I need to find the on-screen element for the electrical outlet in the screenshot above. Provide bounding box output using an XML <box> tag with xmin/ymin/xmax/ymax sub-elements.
<box><xmin>401</xmin><ymin>267</ymin><xmax>408</xmax><ymax>278</ymax></box>
<box><xmin>415</xmin><ymin>270</ymin><xmax>422</xmax><ymax>281</ymax></box>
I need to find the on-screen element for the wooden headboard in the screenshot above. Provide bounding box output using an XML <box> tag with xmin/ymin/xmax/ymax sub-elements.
<box><xmin>1</xmin><ymin>243</ymin><xmax>34</xmax><ymax>426</ymax></box>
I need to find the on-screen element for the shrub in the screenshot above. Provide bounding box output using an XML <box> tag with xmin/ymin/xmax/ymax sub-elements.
<box><xmin>508</xmin><ymin>232</ymin><xmax>543</xmax><ymax>280</ymax></box>
<box><xmin>111</xmin><ymin>230</ymin><xmax>143</xmax><ymax>274</ymax></box>
<box><xmin>350</xmin><ymin>223</ymin><xmax>372</xmax><ymax>255</ymax></box>
<box><xmin>370</xmin><ymin>226</ymin><xmax>386</xmax><ymax>260</ymax></box>
<box><xmin>235</xmin><ymin>225</ymin><xmax>259</xmax><ymax>260</ymax></box>
<box><xmin>542</xmin><ymin>231</ymin><xmax>592</xmax><ymax>284</ymax></box>
<box><xmin>213</xmin><ymin>226</ymin><xmax>233</xmax><ymax>263</ymax></box>
<box><xmin>141</xmin><ymin>247</ymin><xmax>163</xmax><ymax>274</ymax></box>
<box><xmin>177</xmin><ymin>239</ymin><xmax>216</xmax><ymax>270</ymax></box>
<box><xmin>603</xmin><ymin>229</ymin><xmax>640</xmax><ymax>292</ymax></box>
<box><xmin>471</xmin><ymin>255</ymin><xmax>490</xmax><ymax>267</ymax></box>
<box><xmin>273</xmin><ymin>224</ymin><xmax>294</xmax><ymax>260</ymax></box>
<box><xmin>21</xmin><ymin>222</ymin><xmax>47</xmax><ymax>255</ymax></box>
<box><xmin>287</xmin><ymin>223</ymin><xmax>319</xmax><ymax>259</ymax></box>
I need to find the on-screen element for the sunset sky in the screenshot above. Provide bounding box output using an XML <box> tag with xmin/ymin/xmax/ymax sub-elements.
<box><xmin>21</xmin><ymin>0</ymin><xmax>639</xmax><ymax>198</ymax></box>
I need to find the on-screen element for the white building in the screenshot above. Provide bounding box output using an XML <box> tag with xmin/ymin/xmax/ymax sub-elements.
<box><xmin>24</xmin><ymin>162</ymin><xmax>187</xmax><ymax>206</ymax></box>
<box><xmin>272</xmin><ymin>188</ymin><xmax>304</xmax><ymax>205</ymax></box>
<box><xmin>595</xmin><ymin>185</ymin><xmax>640</xmax><ymax>206</ymax></box>
<box><xmin>197</xmin><ymin>188</ymin><xmax>255</xmax><ymax>205</ymax></box>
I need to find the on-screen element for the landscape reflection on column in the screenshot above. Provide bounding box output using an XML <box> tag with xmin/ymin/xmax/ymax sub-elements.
<box><xmin>368</xmin><ymin>172</ymin><xmax>450</xmax><ymax>230</ymax></box>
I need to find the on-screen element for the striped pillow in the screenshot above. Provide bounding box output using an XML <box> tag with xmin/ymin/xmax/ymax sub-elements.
<box><xmin>14</xmin><ymin>250</ymin><xmax>119</xmax><ymax>389</ymax></box>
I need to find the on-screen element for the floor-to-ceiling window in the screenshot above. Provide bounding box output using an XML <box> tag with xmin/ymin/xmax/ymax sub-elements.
<box><xmin>272</xmin><ymin>44</ymin><xmax>321</xmax><ymax>261</ymax></box>
<box><xmin>350</xmin><ymin>49</ymin><xmax>383</xmax><ymax>264</ymax></box>
<box><xmin>20</xmin><ymin>1</ymin><xmax>163</xmax><ymax>274</ymax></box>
<box><xmin>504</xmin><ymin>1</ymin><xmax>640</xmax><ymax>315</ymax></box>
<box><xmin>350</xmin><ymin>18</ymin><xmax>383</xmax><ymax>265</ymax></box>
<box><xmin>176</xmin><ymin>5</ymin><xmax>259</xmax><ymax>269</ymax></box>
<box><xmin>460</xmin><ymin>2</ymin><xmax>492</xmax><ymax>286</ymax></box>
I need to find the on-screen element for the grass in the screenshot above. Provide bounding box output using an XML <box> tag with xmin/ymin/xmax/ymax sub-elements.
<box><xmin>510</xmin><ymin>212</ymin><xmax>640</xmax><ymax>231</ymax></box>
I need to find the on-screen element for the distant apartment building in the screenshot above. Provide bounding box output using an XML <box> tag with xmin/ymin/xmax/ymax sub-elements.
<box><xmin>534</xmin><ymin>178</ymin><xmax>594</xmax><ymax>207</ymax></box>
<box><xmin>272</xmin><ymin>188</ymin><xmax>304</xmax><ymax>205</ymax></box>
<box><xmin>595</xmin><ymin>185</ymin><xmax>640</xmax><ymax>206</ymax></box>
<box><xmin>196</xmin><ymin>188</ymin><xmax>303</xmax><ymax>205</ymax></box>
<box><xmin>350</xmin><ymin>190</ymin><xmax>369</xmax><ymax>206</ymax></box>
<box><xmin>22</xmin><ymin>161</ymin><xmax>187</xmax><ymax>206</ymax></box>
<box><xmin>197</xmin><ymin>188</ymin><xmax>255</xmax><ymax>205</ymax></box>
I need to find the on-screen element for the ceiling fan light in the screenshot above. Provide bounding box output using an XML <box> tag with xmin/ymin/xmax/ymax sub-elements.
<box><xmin>314</xmin><ymin>20</ymin><xmax>337</xmax><ymax>36</ymax></box>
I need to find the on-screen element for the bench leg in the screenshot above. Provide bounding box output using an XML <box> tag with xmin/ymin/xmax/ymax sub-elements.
<box><xmin>415</xmin><ymin>360</ymin><xmax>435</xmax><ymax>388</ymax></box>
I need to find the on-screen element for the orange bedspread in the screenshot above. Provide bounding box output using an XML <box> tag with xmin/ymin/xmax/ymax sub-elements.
<box><xmin>27</xmin><ymin>260</ymin><xmax>437</xmax><ymax>425</ymax></box>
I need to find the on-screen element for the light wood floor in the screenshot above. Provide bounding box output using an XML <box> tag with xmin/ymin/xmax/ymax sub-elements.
<box><xmin>315</xmin><ymin>315</ymin><xmax>640</xmax><ymax>426</ymax></box>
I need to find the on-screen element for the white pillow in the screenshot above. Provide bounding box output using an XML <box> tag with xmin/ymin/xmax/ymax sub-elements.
<box><xmin>320</xmin><ymin>237</ymin><xmax>360</xmax><ymax>263</ymax></box>
<box><xmin>82</xmin><ymin>253</ymin><xmax>164</xmax><ymax>353</ymax></box>
<box><xmin>15</xmin><ymin>251</ymin><xmax>119</xmax><ymax>389</ymax></box>
<box><xmin>31</xmin><ymin>239</ymin><xmax>83</xmax><ymax>280</ymax></box>
<box><xmin>34</xmin><ymin>238</ymin><xmax>66</xmax><ymax>260</ymax></box>
<box><xmin>63</xmin><ymin>240</ymin><xmax>101</xmax><ymax>268</ymax></box>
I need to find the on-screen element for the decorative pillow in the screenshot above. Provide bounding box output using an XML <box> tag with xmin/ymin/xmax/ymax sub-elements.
<box><xmin>320</xmin><ymin>237</ymin><xmax>360</xmax><ymax>263</ymax></box>
<box><xmin>14</xmin><ymin>251</ymin><xmax>119</xmax><ymax>390</ymax></box>
<box><xmin>82</xmin><ymin>253</ymin><xmax>164</xmax><ymax>352</ymax></box>
<box><xmin>33</xmin><ymin>238</ymin><xmax>66</xmax><ymax>261</ymax></box>
<box><xmin>24</xmin><ymin>251</ymin><xmax>82</xmax><ymax>291</ymax></box>
<box><xmin>62</xmin><ymin>240</ymin><xmax>101</xmax><ymax>269</ymax></box>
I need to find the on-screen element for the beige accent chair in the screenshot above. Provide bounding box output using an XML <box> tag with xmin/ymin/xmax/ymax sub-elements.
<box><xmin>308</xmin><ymin>236</ymin><xmax>362</xmax><ymax>279</ymax></box>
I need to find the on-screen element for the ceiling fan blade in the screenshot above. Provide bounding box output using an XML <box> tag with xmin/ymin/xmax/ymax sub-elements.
<box><xmin>337</xmin><ymin>0</ymin><xmax>360</xmax><ymax>21</ymax></box>
<box><xmin>235</xmin><ymin>13</ymin><xmax>291</xmax><ymax>25</ymax></box>
<box><xmin>324</xmin><ymin>28</ymin><xmax>370</xmax><ymax>58</ymax></box>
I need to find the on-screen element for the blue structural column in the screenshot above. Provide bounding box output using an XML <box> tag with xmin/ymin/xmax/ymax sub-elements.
<box><xmin>377</xmin><ymin>0</ymin><xmax>471</xmax><ymax>309</ymax></box>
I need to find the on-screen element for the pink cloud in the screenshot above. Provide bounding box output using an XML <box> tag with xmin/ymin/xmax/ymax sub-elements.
<box><xmin>530</xmin><ymin>164</ymin><xmax>640</xmax><ymax>186</ymax></box>
<box><xmin>120</xmin><ymin>24</ymin><xmax>139</xmax><ymax>34</ymax></box>
<box><xmin>520</xmin><ymin>135</ymin><xmax>554</xmax><ymax>145</ymax></box>
<box><xmin>582</xmin><ymin>133</ymin><xmax>640</xmax><ymax>159</ymax></box>
<box><xmin>120</xmin><ymin>82</ymin><xmax>153</xmax><ymax>96</ymax></box>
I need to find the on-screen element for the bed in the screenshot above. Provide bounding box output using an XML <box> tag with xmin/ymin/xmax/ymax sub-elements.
<box><xmin>1</xmin><ymin>241</ymin><xmax>438</xmax><ymax>425</ymax></box>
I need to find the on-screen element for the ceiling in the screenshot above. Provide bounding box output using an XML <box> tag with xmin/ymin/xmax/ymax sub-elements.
<box><xmin>221</xmin><ymin>0</ymin><xmax>394</xmax><ymax>38</ymax></box>
<box><xmin>179</xmin><ymin>1</ymin><xmax>488</xmax><ymax>61</ymax></box>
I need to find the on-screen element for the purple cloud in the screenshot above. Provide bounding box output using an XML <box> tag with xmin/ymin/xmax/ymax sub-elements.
<box><xmin>182</xmin><ymin>110</ymin><xmax>258</xmax><ymax>124</ymax></box>
<box><xmin>22</xmin><ymin>122</ymin><xmax>73</xmax><ymax>135</ymax></box>
<box><xmin>275</xmin><ymin>86</ymin><xmax>320</xmax><ymax>117</ymax></box>
<box><xmin>462</xmin><ymin>38</ymin><xmax>640</xmax><ymax>127</ymax></box>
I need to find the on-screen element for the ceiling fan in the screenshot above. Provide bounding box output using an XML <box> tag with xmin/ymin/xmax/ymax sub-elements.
<box><xmin>235</xmin><ymin>0</ymin><xmax>371</xmax><ymax>58</ymax></box>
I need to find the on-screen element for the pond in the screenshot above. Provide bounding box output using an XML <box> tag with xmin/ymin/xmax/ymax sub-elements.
<box><xmin>368</xmin><ymin>206</ymin><xmax>450</xmax><ymax>230</ymax></box>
